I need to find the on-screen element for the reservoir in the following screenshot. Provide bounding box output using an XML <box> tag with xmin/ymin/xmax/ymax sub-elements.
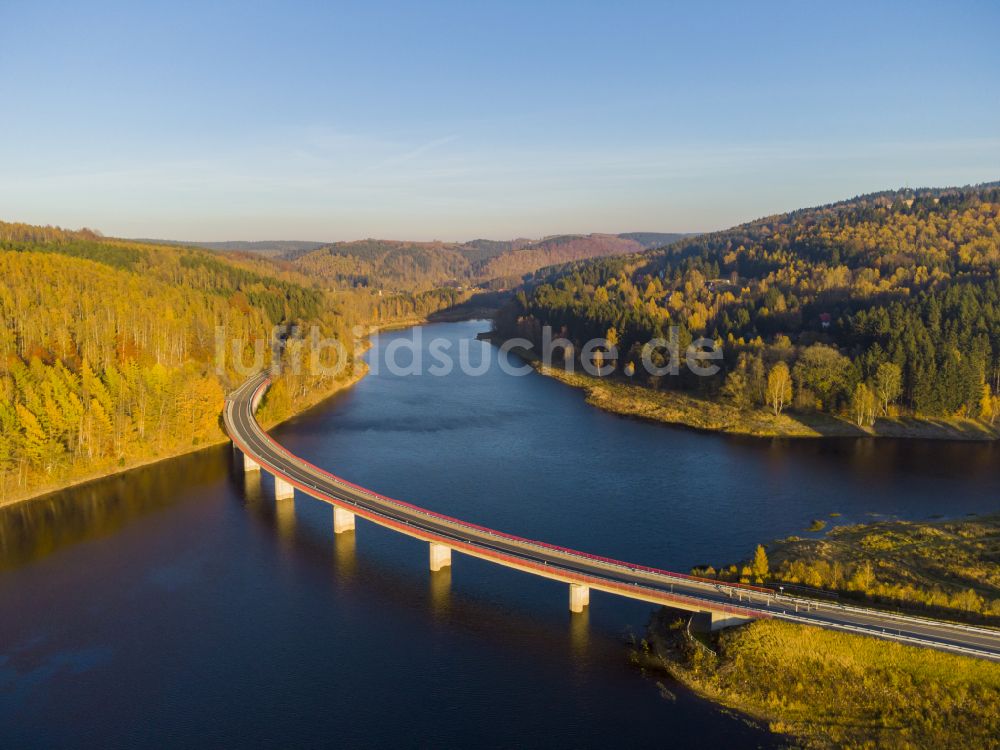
<box><xmin>2</xmin><ymin>320</ymin><xmax>998</xmax><ymax>748</ymax></box>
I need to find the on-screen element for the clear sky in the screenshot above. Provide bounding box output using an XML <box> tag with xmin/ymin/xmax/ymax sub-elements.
<box><xmin>1</xmin><ymin>0</ymin><xmax>998</xmax><ymax>241</ymax></box>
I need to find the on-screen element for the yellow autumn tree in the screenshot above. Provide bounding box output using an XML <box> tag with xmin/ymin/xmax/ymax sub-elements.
<box><xmin>766</xmin><ymin>361</ymin><xmax>792</xmax><ymax>416</ymax></box>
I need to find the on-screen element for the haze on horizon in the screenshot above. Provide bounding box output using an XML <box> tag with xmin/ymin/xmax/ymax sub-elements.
<box><xmin>1</xmin><ymin>0</ymin><xmax>998</xmax><ymax>242</ymax></box>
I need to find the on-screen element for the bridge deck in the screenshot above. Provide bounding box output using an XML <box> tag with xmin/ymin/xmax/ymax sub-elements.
<box><xmin>225</xmin><ymin>372</ymin><xmax>1000</xmax><ymax>661</ymax></box>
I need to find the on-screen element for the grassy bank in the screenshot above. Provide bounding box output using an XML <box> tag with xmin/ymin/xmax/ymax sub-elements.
<box><xmin>639</xmin><ymin>612</ymin><xmax>1000</xmax><ymax>749</ymax></box>
<box><xmin>691</xmin><ymin>516</ymin><xmax>1000</xmax><ymax>623</ymax></box>
<box><xmin>642</xmin><ymin>515</ymin><xmax>1000</xmax><ymax>746</ymax></box>
<box><xmin>762</xmin><ymin>515</ymin><xmax>1000</xmax><ymax>622</ymax></box>
<box><xmin>506</xmin><ymin>345</ymin><xmax>998</xmax><ymax>440</ymax></box>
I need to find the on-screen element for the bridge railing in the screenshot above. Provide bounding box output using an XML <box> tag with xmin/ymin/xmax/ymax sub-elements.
<box><xmin>773</xmin><ymin>592</ymin><xmax>1000</xmax><ymax>636</ymax></box>
<box><xmin>243</xmin><ymin>376</ymin><xmax>775</xmax><ymax>597</ymax></box>
<box><xmin>227</xmin><ymin>373</ymin><xmax>1000</xmax><ymax>657</ymax></box>
<box><xmin>772</xmin><ymin>609</ymin><xmax>999</xmax><ymax>661</ymax></box>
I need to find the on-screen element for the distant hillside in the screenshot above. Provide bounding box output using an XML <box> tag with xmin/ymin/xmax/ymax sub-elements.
<box><xmin>461</xmin><ymin>238</ymin><xmax>534</xmax><ymax>264</ymax></box>
<box><xmin>289</xmin><ymin>232</ymin><xmax>687</xmax><ymax>291</ymax></box>
<box><xmin>497</xmin><ymin>183</ymin><xmax>1000</xmax><ymax>426</ymax></box>
<box><xmin>138</xmin><ymin>239</ymin><xmax>326</xmax><ymax>258</ymax></box>
<box><xmin>292</xmin><ymin>239</ymin><xmax>471</xmax><ymax>290</ymax></box>
<box><xmin>617</xmin><ymin>232</ymin><xmax>689</xmax><ymax>249</ymax></box>
<box><xmin>479</xmin><ymin>233</ymin><xmax>662</xmax><ymax>283</ymax></box>
<box><xmin>141</xmin><ymin>231</ymin><xmax>689</xmax><ymax>291</ymax></box>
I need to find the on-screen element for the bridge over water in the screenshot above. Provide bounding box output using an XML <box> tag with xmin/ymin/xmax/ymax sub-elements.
<box><xmin>225</xmin><ymin>372</ymin><xmax>1000</xmax><ymax>659</ymax></box>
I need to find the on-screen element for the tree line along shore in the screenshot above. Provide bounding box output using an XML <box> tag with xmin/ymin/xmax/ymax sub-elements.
<box><xmin>487</xmin><ymin>338</ymin><xmax>998</xmax><ymax>441</ymax></box>
<box><xmin>0</xmin><ymin>223</ymin><xmax>469</xmax><ymax>506</ymax></box>
<box><xmin>494</xmin><ymin>185</ymin><xmax>1000</xmax><ymax>439</ymax></box>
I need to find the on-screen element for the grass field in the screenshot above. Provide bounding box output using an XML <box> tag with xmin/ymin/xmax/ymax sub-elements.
<box><xmin>641</xmin><ymin>614</ymin><xmax>1000</xmax><ymax>749</ymax></box>
<box><xmin>766</xmin><ymin>516</ymin><xmax>1000</xmax><ymax>621</ymax></box>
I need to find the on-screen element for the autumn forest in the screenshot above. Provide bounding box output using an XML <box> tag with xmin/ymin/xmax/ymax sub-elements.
<box><xmin>0</xmin><ymin>223</ymin><xmax>465</xmax><ymax>503</ymax></box>
<box><xmin>497</xmin><ymin>185</ymin><xmax>1000</xmax><ymax>432</ymax></box>
<box><xmin>3</xmin><ymin>184</ymin><xmax>999</xmax><ymax>503</ymax></box>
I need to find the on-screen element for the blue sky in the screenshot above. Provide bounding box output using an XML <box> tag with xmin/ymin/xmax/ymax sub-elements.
<box><xmin>1</xmin><ymin>0</ymin><xmax>998</xmax><ymax>241</ymax></box>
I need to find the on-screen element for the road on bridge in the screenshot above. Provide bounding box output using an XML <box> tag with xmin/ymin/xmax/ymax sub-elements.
<box><xmin>225</xmin><ymin>371</ymin><xmax>1000</xmax><ymax>662</ymax></box>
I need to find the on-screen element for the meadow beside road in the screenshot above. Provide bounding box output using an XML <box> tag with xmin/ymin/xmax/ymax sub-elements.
<box><xmin>641</xmin><ymin>613</ymin><xmax>1000</xmax><ymax>750</ymax></box>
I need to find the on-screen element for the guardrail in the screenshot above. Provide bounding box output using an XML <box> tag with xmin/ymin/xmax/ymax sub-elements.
<box><xmin>774</xmin><ymin>593</ymin><xmax>1000</xmax><ymax>637</ymax></box>
<box><xmin>231</xmin><ymin>408</ymin><xmax>775</xmax><ymax>622</ymax></box>
<box><xmin>227</xmin><ymin>372</ymin><xmax>1000</xmax><ymax>660</ymax></box>
<box><xmin>773</xmin><ymin>610</ymin><xmax>1000</xmax><ymax>661</ymax></box>
<box><xmin>242</xmin><ymin>374</ymin><xmax>775</xmax><ymax>597</ymax></box>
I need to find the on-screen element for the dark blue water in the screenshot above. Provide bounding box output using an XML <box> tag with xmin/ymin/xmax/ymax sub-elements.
<box><xmin>2</xmin><ymin>320</ymin><xmax>998</xmax><ymax>748</ymax></box>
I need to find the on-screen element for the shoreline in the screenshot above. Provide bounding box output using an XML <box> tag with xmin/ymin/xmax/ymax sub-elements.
<box><xmin>8</xmin><ymin>314</ymin><xmax>998</xmax><ymax>746</ymax></box>
<box><xmin>0</xmin><ymin>315</ymin><xmax>469</xmax><ymax>511</ymax></box>
<box><xmin>490</xmin><ymin>339</ymin><xmax>999</xmax><ymax>442</ymax></box>
<box><xmin>637</xmin><ymin>611</ymin><xmax>1000</xmax><ymax>749</ymax></box>
<box><xmin>13</xmin><ymin>311</ymin><xmax>989</xmax><ymax>511</ymax></box>
<box><xmin>0</xmin><ymin>363</ymin><xmax>370</xmax><ymax>511</ymax></box>
<box><xmin>0</xmin><ymin>313</ymin><xmax>498</xmax><ymax>511</ymax></box>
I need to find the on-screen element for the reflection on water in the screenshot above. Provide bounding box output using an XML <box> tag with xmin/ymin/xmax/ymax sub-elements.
<box><xmin>3</xmin><ymin>320</ymin><xmax>998</xmax><ymax>749</ymax></box>
<box><xmin>333</xmin><ymin>527</ymin><xmax>357</xmax><ymax>581</ymax></box>
<box><xmin>242</xmin><ymin>466</ymin><xmax>263</xmax><ymax>504</ymax></box>
<box><xmin>274</xmin><ymin>497</ymin><xmax>296</xmax><ymax>543</ymax></box>
<box><xmin>569</xmin><ymin>607</ymin><xmax>591</xmax><ymax>660</ymax></box>
<box><xmin>0</xmin><ymin>446</ymin><xmax>230</xmax><ymax>571</ymax></box>
<box><xmin>429</xmin><ymin>566</ymin><xmax>451</xmax><ymax>619</ymax></box>
<box><xmin>740</xmin><ymin>432</ymin><xmax>1000</xmax><ymax>484</ymax></box>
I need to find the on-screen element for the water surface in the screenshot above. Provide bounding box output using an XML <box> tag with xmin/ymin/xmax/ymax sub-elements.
<box><xmin>2</xmin><ymin>320</ymin><xmax>997</xmax><ymax>748</ymax></box>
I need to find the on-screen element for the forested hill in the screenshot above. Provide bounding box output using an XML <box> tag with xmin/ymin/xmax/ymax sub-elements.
<box><xmin>0</xmin><ymin>222</ymin><xmax>451</xmax><ymax>504</ymax></box>
<box><xmin>497</xmin><ymin>184</ymin><xmax>1000</xmax><ymax>426</ymax></box>
<box><xmin>141</xmin><ymin>239</ymin><xmax>327</xmax><ymax>258</ymax></box>
<box><xmin>477</xmin><ymin>233</ymin><xmax>684</xmax><ymax>283</ymax></box>
<box><xmin>281</xmin><ymin>232</ymin><xmax>687</xmax><ymax>291</ymax></box>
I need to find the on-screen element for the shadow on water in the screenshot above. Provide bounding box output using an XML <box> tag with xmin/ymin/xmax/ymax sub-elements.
<box><xmin>230</xmin><ymin>472</ymin><xmax>777</xmax><ymax>745</ymax></box>
<box><xmin>429</xmin><ymin>566</ymin><xmax>451</xmax><ymax>620</ymax></box>
<box><xmin>20</xmin><ymin>320</ymin><xmax>976</xmax><ymax>747</ymax></box>
<box><xmin>727</xmin><ymin>431</ymin><xmax>1000</xmax><ymax>483</ymax></box>
<box><xmin>0</xmin><ymin>445</ymin><xmax>231</xmax><ymax>570</ymax></box>
<box><xmin>237</xmin><ymin>475</ymin><xmax>594</xmax><ymax>654</ymax></box>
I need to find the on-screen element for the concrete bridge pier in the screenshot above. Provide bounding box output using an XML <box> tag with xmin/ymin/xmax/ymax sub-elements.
<box><xmin>243</xmin><ymin>452</ymin><xmax>261</xmax><ymax>472</ymax></box>
<box><xmin>333</xmin><ymin>505</ymin><xmax>356</xmax><ymax>534</ymax></box>
<box><xmin>569</xmin><ymin>583</ymin><xmax>590</xmax><ymax>613</ymax></box>
<box><xmin>274</xmin><ymin>475</ymin><xmax>295</xmax><ymax>500</ymax></box>
<box><xmin>429</xmin><ymin>543</ymin><xmax>452</xmax><ymax>572</ymax></box>
<box><xmin>691</xmin><ymin>610</ymin><xmax>753</xmax><ymax>633</ymax></box>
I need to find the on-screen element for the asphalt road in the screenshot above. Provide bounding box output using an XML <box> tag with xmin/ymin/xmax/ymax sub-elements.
<box><xmin>225</xmin><ymin>371</ymin><xmax>1000</xmax><ymax>661</ymax></box>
